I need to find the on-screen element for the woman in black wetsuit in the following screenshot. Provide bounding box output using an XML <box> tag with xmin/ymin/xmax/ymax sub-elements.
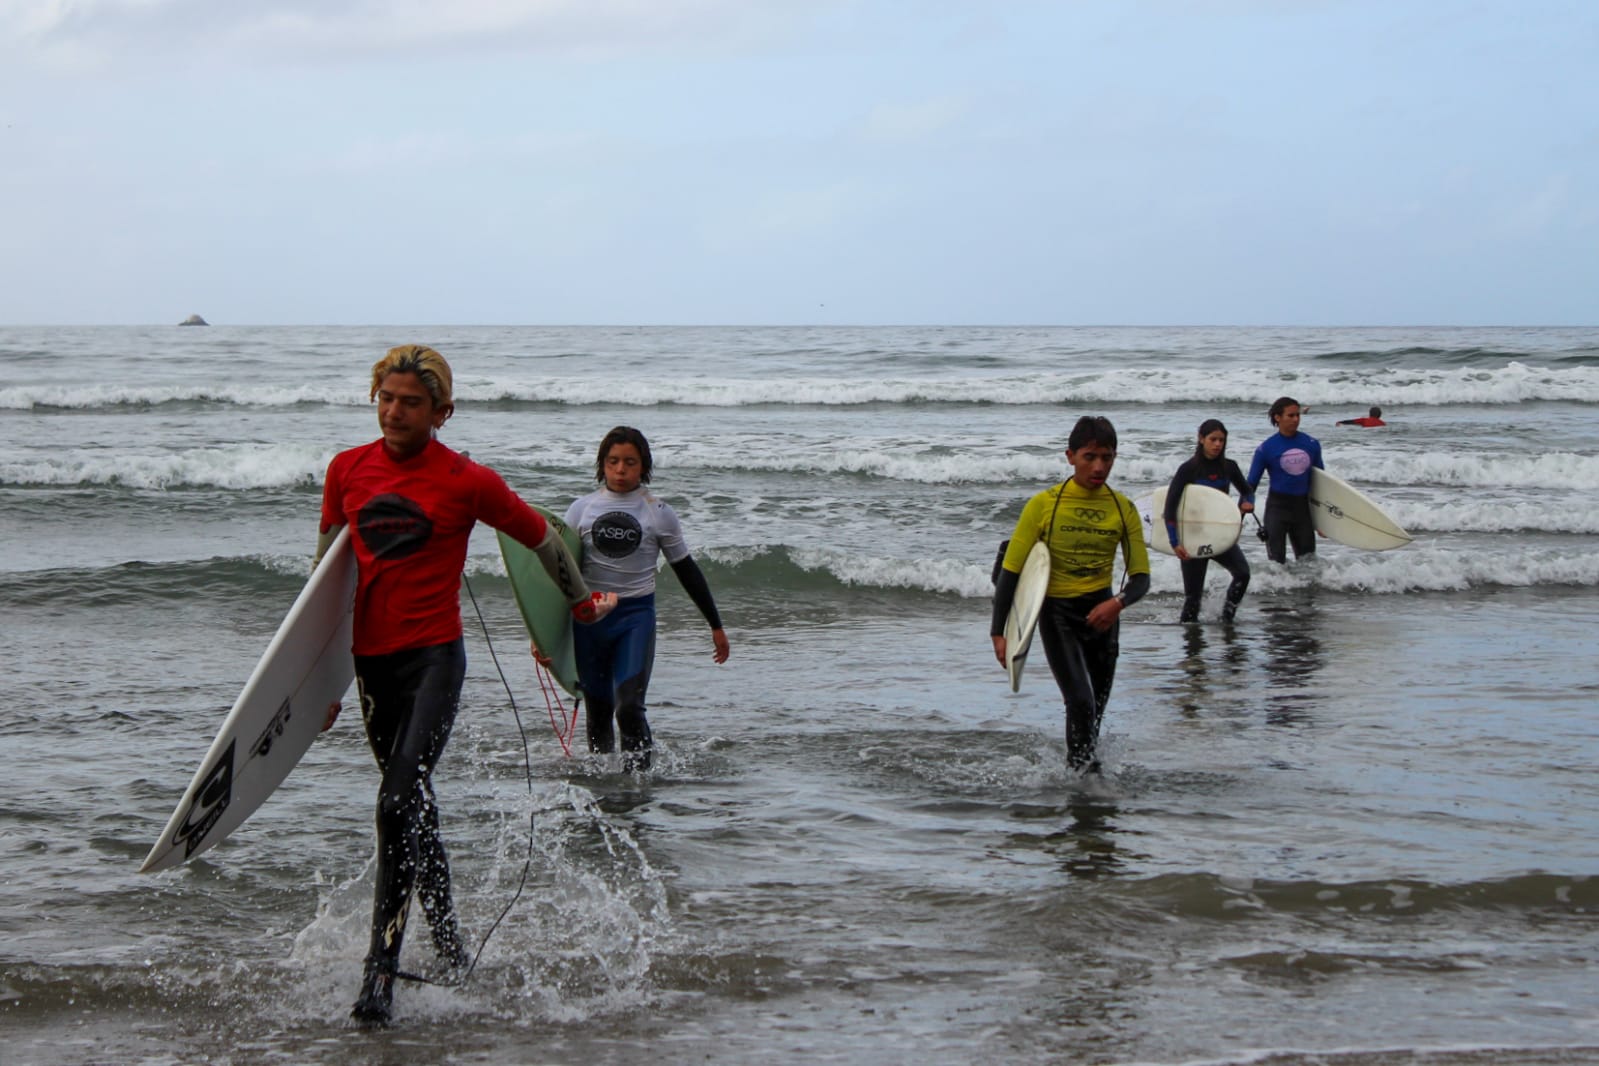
<box><xmin>1162</xmin><ymin>419</ymin><xmax>1255</xmax><ymax>623</ymax></box>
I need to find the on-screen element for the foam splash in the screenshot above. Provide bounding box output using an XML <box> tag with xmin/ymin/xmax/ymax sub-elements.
<box><xmin>7</xmin><ymin>360</ymin><xmax>1599</xmax><ymax>410</ymax></box>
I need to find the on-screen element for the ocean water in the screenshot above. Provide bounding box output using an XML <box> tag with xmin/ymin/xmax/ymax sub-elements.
<box><xmin>2</xmin><ymin>324</ymin><xmax>1597</xmax><ymax>1065</ymax></box>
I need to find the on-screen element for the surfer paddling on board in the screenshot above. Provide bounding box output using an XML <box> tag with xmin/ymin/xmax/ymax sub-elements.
<box><xmin>1164</xmin><ymin>419</ymin><xmax>1255</xmax><ymax>623</ymax></box>
<box><xmin>532</xmin><ymin>426</ymin><xmax>729</xmax><ymax>772</ymax></box>
<box><xmin>991</xmin><ymin>416</ymin><xmax>1150</xmax><ymax>774</ymax></box>
<box><xmin>316</xmin><ymin>345</ymin><xmax>616</xmax><ymax>1027</ymax></box>
<box><xmin>1337</xmin><ymin>406</ymin><xmax>1386</xmax><ymax>427</ymax></box>
<box><xmin>1246</xmin><ymin>396</ymin><xmax>1325</xmax><ymax>565</ymax></box>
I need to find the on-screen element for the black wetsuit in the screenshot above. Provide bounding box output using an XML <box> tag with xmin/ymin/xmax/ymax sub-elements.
<box><xmin>1163</xmin><ymin>455</ymin><xmax>1253</xmax><ymax>622</ymax></box>
<box><xmin>353</xmin><ymin>638</ymin><xmax>470</xmax><ymax>984</ymax></box>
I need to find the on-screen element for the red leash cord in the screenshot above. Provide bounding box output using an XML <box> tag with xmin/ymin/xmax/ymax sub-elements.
<box><xmin>533</xmin><ymin>659</ymin><xmax>579</xmax><ymax>757</ymax></box>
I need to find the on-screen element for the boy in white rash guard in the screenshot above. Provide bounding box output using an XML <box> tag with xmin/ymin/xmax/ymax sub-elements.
<box><xmin>556</xmin><ymin>426</ymin><xmax>730</xmax><ymax>771</ymax></box>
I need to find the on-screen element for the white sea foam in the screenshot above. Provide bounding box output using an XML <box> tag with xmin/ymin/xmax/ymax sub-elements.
<box><xmin>0</xmin><ymin>444</ymin><xmax>331</xmax><ymax>490</ymax></box>
<box><xmin>1387</xmin><ymin>498</ymin><xmax>1599</xmax><ymax>534</ymax></box>
<box><xmin>783</xmin><ymin>543</ymin><xmax>1599</xmax><ymax>600</ymax></box>
<box><xmin>0</xmin><ymin>381</ymin><xmax>365</xmax><ymax>410</ymax></box>
<box><xmin>7</xmin><ymin>360</ymin><xmax>1597</xmax><ymax>410</ymax></box>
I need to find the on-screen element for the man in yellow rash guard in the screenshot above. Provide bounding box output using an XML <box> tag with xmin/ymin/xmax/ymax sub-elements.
<box><xmin>991</xmin><ymin>416</ymin><xmax>1151</xmax><ymax>773</ymax></box>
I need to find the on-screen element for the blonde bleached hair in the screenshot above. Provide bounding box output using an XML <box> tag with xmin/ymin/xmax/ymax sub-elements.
<box><xmin>369</xmin><ymin>344</ymin><xmax>454</xmax><ymax>409</ymax></box>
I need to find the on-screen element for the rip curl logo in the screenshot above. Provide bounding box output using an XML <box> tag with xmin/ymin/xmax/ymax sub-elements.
<box><xmin>1279</xmin><ymin>448</ymin><xmax>1312</xmax><ymax>476</ymax></box>
<box><xmin>1073</xmin><ymin>507</ymin><xmax>1107</xmax><ymax>522</ymax></box>
<box><xmin>174</xmin><ymin>739</ymin><xmax>234</xmax><ymax>857</ymax></box>
<box><xmin>591</xmin><ymin>510</ymin><xmax>643</xmax><ymax>559</ymax></box>
<box><xmin>358</xmin><ymin>494</ymin><xmax>433</xmax><ymax>560</ymax></box>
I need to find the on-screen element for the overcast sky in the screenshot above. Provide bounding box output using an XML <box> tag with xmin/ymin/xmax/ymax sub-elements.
<box><xmin>1</xmin><ymin>1</ymin><xmax>1595</xmax><ymax>326</ymax></box>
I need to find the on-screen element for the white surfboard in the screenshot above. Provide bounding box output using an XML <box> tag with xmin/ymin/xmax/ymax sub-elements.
<box><xmin>1003</xmin><ymin>540</ymin><xmax>1052</xmax><ymax>692</ymax></box>
<box><xmin>1307</xmin><ymin>469</ymin><xmax>1413</xmax><ymax>551</ymax></box>
<box><xmin>1135</xmin><ymin>485</ymin><xmax>1243</xmax><ymax>559</ymax></box>
<box><xmin>141</xmin><ymin>529</ymin><xmax>358</xmax><ymax>873</ymax></box>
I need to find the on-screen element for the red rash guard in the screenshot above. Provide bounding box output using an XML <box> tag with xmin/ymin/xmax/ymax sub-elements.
<box><xmin>321</xmin><ymin>438</ymin><xmax>549</xmax><ymax>656</ymax></box>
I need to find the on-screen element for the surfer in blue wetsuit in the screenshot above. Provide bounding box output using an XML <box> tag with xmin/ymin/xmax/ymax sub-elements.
<box><xmin>1164</xmin><ymin>419</ymin><xmax>1255</xmax><ymax>623</ymax></box>
<box><xmin>537</xmin><ymin>426</ymin><xmax>729</xmax><ymax>773</ymax></box>
<box><xmin>1246</xmin><ymin>396</ymin><xmax>1324</xmax><ymax>564</ymax></box>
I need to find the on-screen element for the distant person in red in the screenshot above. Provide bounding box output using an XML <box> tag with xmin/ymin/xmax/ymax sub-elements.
<box><xmin>1337</xmin><ymin>406</ymin><xmax>1386</xmax><ymax>427</ymax></box>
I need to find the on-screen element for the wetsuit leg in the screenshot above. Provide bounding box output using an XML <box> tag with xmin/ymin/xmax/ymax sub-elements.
<box><xmin>1178</xmin><ymin>557</ymin><xmax>1209</xmax><ymax>622</ymax></box>
<box><xmin>574</xmin><ymin>595</ymin><xmax>657</xmax><ymax>768</ymax></box>
<box><xmin>1213</xmin><ymin>544</ymin><xmax>1250</xmax><ymax>619</ymax></box>
<box><xmin>609</xmin><ymin>598</ymin><xmax>658</xmax><ymax>772</ymax></box>
<box><xmin>1284</xmin><ymin>495</ymin><xmax>1317</xmax><ymax>559</ymax></box>
<box><xmin>353</xmin><ymin>639</ymin><xmax>467</xmax><ymax>981</ymax></box>
<box><xmin>1264</xmin><ymin>496</ymin><xmax>1291</xmax><ymax>563</ymax></box>
<box><xmin>575</xmin><ymin>620</ymin><xmax>616</xmax><ymax>754</ymax></box>
<box><xmin>1037</xmin><ymin>595</ymin><xmax>1120</xmax><ymax>771</ymax></box>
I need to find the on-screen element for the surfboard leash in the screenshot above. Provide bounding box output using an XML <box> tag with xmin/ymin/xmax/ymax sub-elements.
<box><xmin>533</xmin><ymin>659</ymin><xmax>580</xmax><ymax>758</ymax></box>
<box><xmin>393</xmin><ymin>573</ymin><xmax>541</xmax><ymax>991</ymax></box>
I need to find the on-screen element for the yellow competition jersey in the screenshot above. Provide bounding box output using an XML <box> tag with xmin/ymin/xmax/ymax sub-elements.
<box><xmin>1000</xmin><ymin>480</ymin><xmax>1150</xmax><ymax>599</ymax></box>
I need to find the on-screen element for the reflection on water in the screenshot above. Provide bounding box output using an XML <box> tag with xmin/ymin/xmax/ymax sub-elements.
<box><xmin>1257</xmin><ymin>588</ymin><xmax>1325</xmax><ymax>726</ymax></box>
<box><xmin>1056</xmin><ymin>796</ymin><xmax>1123</xmax><ymax>881</ymax></box>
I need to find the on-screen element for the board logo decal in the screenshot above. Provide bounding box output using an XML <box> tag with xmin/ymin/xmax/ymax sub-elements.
<box><xmin>174</xmin><ymin>739</ymin><xmax>235</xmax><ymax>857</ymax></box>
<box><xmin>591</xmin><ymin>510</ymin><xmax>643</xmax><ymax>559</ymax></box>
<box><xmin>252</xmin><ymin>697</ymin><xmax>292</xmax><ymax>759</ymax></box>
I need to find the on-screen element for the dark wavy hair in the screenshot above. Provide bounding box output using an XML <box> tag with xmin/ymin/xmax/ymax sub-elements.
<box><xmin>1268</xmin><ymin>396</ymin><xmax>1300</xmax><ymax>426</ymax></box>
<box><xmin>594</xmin><ymin>425</ymin><xmax>654</xmax><ymax>484</ymax></box>
<box><xmin>1066</xmin><ymin>415</ymin><xmax>1117</xmax><ymax>453</ymax></box>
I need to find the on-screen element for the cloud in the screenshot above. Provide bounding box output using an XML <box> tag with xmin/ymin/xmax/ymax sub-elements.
<box><xmin>1</xmin><ymin>0</ymin><xmax>827</xmax><ymax>69</ymax></box>
<box><xmin>856</xmin><ymin>95</ymin><xmax>972</xmax><ymax>144</ymax></box>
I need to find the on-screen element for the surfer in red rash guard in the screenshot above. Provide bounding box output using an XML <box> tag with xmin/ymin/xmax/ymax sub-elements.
<box><xmin>317</xmin><ymin>344</ymin><xmax>616</xmax><ymax>1027</ymax></box>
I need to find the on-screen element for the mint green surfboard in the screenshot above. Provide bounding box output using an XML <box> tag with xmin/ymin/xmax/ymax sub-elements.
<box><xmin>497</xmin><ymin>506</ymin><xmax>584</xmax><ymax>697</ymax></box>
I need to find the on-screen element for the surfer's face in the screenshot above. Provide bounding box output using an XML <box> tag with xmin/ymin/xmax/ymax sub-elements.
<box><xmin>1066</xmin><ymin>441</ymin><xmax>1116</xmax><ymax>490</ymax></box>
<box><xmin>376</xmin><ymin>371</ymin><xmax>449</xmax><ymax>459</ymax></box>
<box><xmin>1274</xmin><ymin>405</ymin><xmax>1301</xmax><ymax>435</ymax></box>
<box><xmin>603</xmin><ymin>443</ymin><xmax>644</xmax><ymax>493</ymax></box>
<box><xmin>1201</xmin><ymin>430</ymin><xmax>1227</xmax><ymax>460</ymax></box>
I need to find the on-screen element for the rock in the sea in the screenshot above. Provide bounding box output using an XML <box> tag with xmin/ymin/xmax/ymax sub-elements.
<box><xmin>179</xmin><ymin>314</ymin><xmax>209</xmax><ymax>326</ymax></box>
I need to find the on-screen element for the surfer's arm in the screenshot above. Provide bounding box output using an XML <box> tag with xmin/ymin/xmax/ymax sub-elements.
<box><xmin>1245</xmin><ymin>447</ymin><xmax>1267</xmax><ymax>493</ymax></box>
<box><xmin>669</xmin><ymin>555</ymin><xmax>730</xmax><ymax>664</ymax></box>
<box><xmin>1226</xmin><ymin>460</ymin><xmax>1256</xmax><ymax>511</ymax></box>
<box><xmin>1086</xmin><ymin>572</ymin><xmax>1150</xmax><ymax>632</ymax></box>
<box><xmin>989</xmin><ymin>566</ymin><xmax>1021</xmax><ymax>665</ymax></box>
<box><xmin>1161</xmin><ymin>464</ymin><xmax>1189</xmax><ymax>547</ymax></box>
<box><xmin>990</xmin><ymin>567</ymin><xmax>1020</xmax><ymax>637</ymax></box>
<box><xmin>313</xmin><ymin>524</ymin><xmax>343</xmax><ymax>569</ymax></box>
<box><xmin>526</xmin><ymin>527</ymin><xmax>617</xmax><ymax>623</ymax></box>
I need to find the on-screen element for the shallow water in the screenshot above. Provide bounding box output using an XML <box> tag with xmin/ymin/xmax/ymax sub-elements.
<box><xmin>3</xmin><ymin>325</ymin><xmax>1598</xmax><ymax>1064</ymax></box>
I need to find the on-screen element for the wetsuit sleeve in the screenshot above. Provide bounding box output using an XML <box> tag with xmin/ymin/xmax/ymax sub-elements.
<box><xmin>668</xmin><ymin>555</ymin><xmax>723</xmax><ymax>629</ymax></box>
<box><xmin>993</xmin><ymin>489</ymin><xmax>1049</xmax><ymax>636</ymax></box>
<box><xmin>998</xmin><ymin>491</ymin><xmax>1048</xmax><ymax>575</ymax></box>
<box><xmin>531</xmin><ymin>530</ymin><xmax>590</xmax><ymax>605</ymax></box>
<box><xmin>474</xmin><ymin>466</ymin><xmax>593</xmax><ymax>605</ymax></box>
<box><xmin>319</xmin><ymin>456</ymin><xmax>345</xmax><ymax>535</ymax></box>
<box><xmin>313</xmin><ymin>524</ymin><xmax>342</xmax><ymax>568</ymax></box>
<box><xmin>1117</xmin><ymin>491</ymin><xmax>1151</xmax><ymax>579</ymax></box>
<box><xmin>1312</xmin><ymin>439</ymin><xmax>1326</xmax><ymax>470</ymax></box>
<box><xmin>990</xmin><ymin>567</ymin><xmax>1020</xmax><ymax>637</ymax></box>
<box><xmin>1118</xmin><ymin>571</ymin><xmax>1151</xmax><ymax>608</ymax></box>
<box><xmin>1162</xmin><ymin>459</ymin><xmax>1192</xmax><ymax>547</ymax></box>
<box><xmin>1226</xmin><ymin>459</ymin><xmax>1254</xmax><ymax>505</ymax></box>
<box><xmin>315</xmin><ymin>458</ymin><xmax>345</xmax><ymax>568</ymax></box>
<box><xmin>1246</xmin><ymin>443</ymin><xmax>1268</xmax><ymax>491</ymax></box>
